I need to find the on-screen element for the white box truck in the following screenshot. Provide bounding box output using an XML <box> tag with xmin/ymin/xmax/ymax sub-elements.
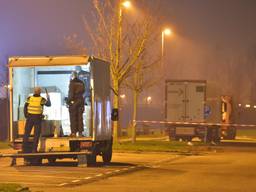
<box><xmin>165</xmin><ymin>80</ymin><xmax>206</xmax><ymax>141</ymax></box>
<box><xmin>165</xmin><ymin>80</ymin><xmax>235</xmax><ymax>142</ymax></box>
<box><xmin>3</xmin><ymin>55</ymin><xmax>113</xmax><ymax>166</ymax></box>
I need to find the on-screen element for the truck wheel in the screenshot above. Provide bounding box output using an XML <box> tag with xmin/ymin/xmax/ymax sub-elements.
<box><xmin>86</xmin><ymin>154</ymin><xmax>96</xmax><ymax>166</ymax></box>
<box><xmin>227</xmin><ymin>127</ymin><xmax>236</xmax><ymax>140</ymax></box>
<box><xmin>48</xmin><ymin>158</ymin><xmax>57</xmax><ymax>164</ymax></box>
<box><xmin>102</xmin><ymin>139</ymin><xmax>113</xmax><ymax>164</ymax></box>
<box><xmin>172</xmin><ymin>136</ymin><xmax>180</xmax><ymax>141</ymax></box>
<box><xmin>102</xmin><ymin>146</ymin><xmax>112</xmax><ymax>163</ymax></box>
<box><xmin>183</xmin><ymin>136</ymin><xmax>192</xmax><ymax>142</ymax></box>
<box><xmin>168</xmin><ymin>127</ymin><xmax>176</xmax><ymax>141</ymax></box>
<box><xmin>30</xmin><ymin>158</ymin><xmax>42</xmax><ymax>166</ymax></box>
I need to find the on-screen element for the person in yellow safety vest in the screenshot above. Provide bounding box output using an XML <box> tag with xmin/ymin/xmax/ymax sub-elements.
<box><xmin>22</xmin><ymin>87</ymin><xmax>51</xmax><ymax>153</ymax></box>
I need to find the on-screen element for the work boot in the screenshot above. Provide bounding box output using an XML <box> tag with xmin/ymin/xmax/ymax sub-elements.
<box><xmin>78</xmin><ymin>132</ymin><xmax>83</xmax><ymax>137</ymax></box>
<box><xmin>24</xmin><ymin>158</ymin><xmax>32</xmax><ymax>166</ymax></box>
<box><xmin>32</xmin><ymin>149</ymin><xmax>38</xmax><ymax>153</ymax></box>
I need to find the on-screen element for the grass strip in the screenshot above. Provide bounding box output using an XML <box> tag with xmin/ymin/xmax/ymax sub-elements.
<box><xmin>0</xmin><ymin>183</ymin><xmax>30</xmax><ymax>192</ymax></box>
<box><xmin>0</xmin><ymin>142</ymin><xmax>10</xmax><ymax>149</ymax></box>
<box><xmin>237</xmin><ymin>129</ymin><xmax>256</xmax><ymax>138</ymax></box>
<box><xmin>113</xmin><ymin>140</ymin><xmax>204</xmax><ymax>153</ymax></box>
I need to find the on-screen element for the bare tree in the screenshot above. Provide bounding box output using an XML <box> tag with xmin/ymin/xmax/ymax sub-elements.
<box><xmin>65</xmin><ymin>0</ymin><xmax>159</xmax><ymax>142</ymax></box>
<box><xmin>124</xmin><ymin>49</ymin><xmax>162</xmax><ymax>143</ymax></box>
<box><xmin>205</xmin><ymin>44</ymin><xmax>256</xmax><ymax>104</ymax></box>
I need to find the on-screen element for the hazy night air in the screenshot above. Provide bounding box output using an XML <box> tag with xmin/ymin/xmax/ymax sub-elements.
<box><xmin>1</xmin><ymin>2</ymin><xmax>256</xmax><ymax>190</ymax></box>
<box><xmin>1</xmin><ymin>0</ymin><xmax>256</xmax><ymax>105</ymax></box>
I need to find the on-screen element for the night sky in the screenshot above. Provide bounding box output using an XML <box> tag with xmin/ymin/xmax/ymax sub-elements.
<box><xmin>142</xmin><ymin>0</ymin><xmax>256</xmax><ymax>105</ymax></box>
<box><xmin>1</xmin><ymin>0</ymin><xmax>256</xmax><ymax>105</ymax></box>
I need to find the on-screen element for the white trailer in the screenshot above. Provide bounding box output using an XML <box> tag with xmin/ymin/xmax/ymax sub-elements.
<box><xmin>5</xmin><ymin>55</ymin><xmax>113</xmax><ymax>166</ymax></box>
<box><xmin>165</xmin><ymin>80</ymin><xmax>207</xmax><ymax>141</ymax></box>
<box><xmin>165</xmin><ymin>80</ymin><xmax>236</xmax><ymax>142</ymax></box>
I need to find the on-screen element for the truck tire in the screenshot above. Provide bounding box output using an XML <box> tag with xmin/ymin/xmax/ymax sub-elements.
<box><xmin>86</xmin><ymin>154</ymin><xmax>96</xmax><ymax>166</ymax></box>
<box><xmin>227</xmin><ymin>127</ymin><xmax>236</xmax><ymax>140</ymax></box>
<box><xmin>30</xmin><ymin>158</ymin><xmax>42</xmax><ymax>166</ymax></box>
<box><xmin>102</xmin><ymin>146</ymin><xmax>112</xmax><ymax>163</ymax></box>
<box><xmin>170</xmin><ymin>136</ymin><xmax>182</xmax><ymax>141</ymax></box>
<box><xmin>48</xmin><ymin>158</ymin><xmax>57</xmax><ymax>164</ymax></box>
<box><xmin>168</xmin><ymin>127</ymin><xmax>176</xmax><ymax>141</ymax></box>
<box><xmin>183</xmin><ymin>136</ymin><xmax>192</xmax><ymax>142</ymax></box>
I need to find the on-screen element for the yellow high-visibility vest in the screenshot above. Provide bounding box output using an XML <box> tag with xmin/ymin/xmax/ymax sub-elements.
<box><xmin>27</xmin><ymin>96</ymin><xmax>43</xmax><ymax>114</ymax></box>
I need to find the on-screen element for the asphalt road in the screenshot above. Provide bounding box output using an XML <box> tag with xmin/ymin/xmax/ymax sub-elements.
<box><xmin>0</xmin><ymin>144</ymin><xmax>256</xmax><ymax>192</ymax></box>
<box><xmin>0</xmin><ymin>151</ymin><xmax>179</xmax><ymax>191</ymax></box>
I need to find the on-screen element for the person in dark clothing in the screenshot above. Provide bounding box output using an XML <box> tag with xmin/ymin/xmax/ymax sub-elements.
<box><xmin>75</xmin><ymin>66</ymin><xmax>91</xmax><ymax>105</ymax></box>
<box><xmin>22</xmin><ymin>87</ymin><xmax>51</xmax><ymax>153</ymax></box>
<box><xmin>67</xmin><ymin>71</ymin><xmax>85</xmax><ymax>137</ymax></box>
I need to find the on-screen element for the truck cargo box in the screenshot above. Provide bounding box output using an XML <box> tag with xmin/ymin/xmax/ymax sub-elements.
<box><xmin>165</xmin><ymin>80</ymin><xmax>206</xmax><ymax>140</ymax></box>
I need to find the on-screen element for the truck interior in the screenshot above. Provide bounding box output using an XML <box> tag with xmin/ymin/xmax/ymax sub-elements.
<box><xmin>12</xmin><ymin>64</ymin><xmax>92</xmax><ymax>139</ymax></box>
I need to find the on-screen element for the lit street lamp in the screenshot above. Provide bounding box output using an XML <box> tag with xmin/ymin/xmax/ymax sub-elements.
<box><xmin>117</xmin><ymin>1</ymin><xmax>131</xmax><ymax>58</ymax></box>
<box><xmin>113</xmin><ymin>0</ymin><xmax>131</xmax><ymax>142</ymax></box>
<box><xmin>146</xmin><ymin>96</ymin><xmax>152</xmax><ymax>104</ymax></box>
<box><xmin>117</xmin><ymin>0</ymin><xmax>131</xmax><ymax>71</ymax></box>
<box><xmin>161</xmin><ymin>28</ymin><xmax>172</xmax><ymax>68</ymax></box>
<box><xmin>122</xmin><ymin>1</ymin><xmax>131</xmax><ymax>9</ymax></box>
<box><xmin>120</xmin><ymin>94</ymin><xmax>126</xmax><ymax>99</ymax></box>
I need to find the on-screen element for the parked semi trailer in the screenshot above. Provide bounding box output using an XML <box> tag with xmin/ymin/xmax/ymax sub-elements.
<box><xmin>165</xmin><ymin>80</ymin><xmax>234</xmax><ymax>142</ymax></box>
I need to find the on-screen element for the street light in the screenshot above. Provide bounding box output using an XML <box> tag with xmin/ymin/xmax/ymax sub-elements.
<box><xmin>120</xmin><ymin>94</ymin><xmax>126</xmax><ymax>99</ymax></box>
<box><xmin>122</xmin><ymin>1</ymin><xmax>131</xmax><ymax>8</ymax></box>
<box><xmin>113</xmin><ymin>0</ymin><xmax>131</xmax><ymax>142</ymax></box>
<box><xmin>161</xmin><ymin>28</ymin><xmax>172</xmax><ymax>58</ymax></box>
<box><xmin>117</xmin><ymin>0</ymin><xmax>131</xmax><ymax>67</ymax></box>
<box><xmin>146</xmin><ymin>96</ymin><xmax>152</xmax><ymax>104</ymax></box>
<box><xmin>161</xmin><ymin>28</ymin><xmax>172</xmax><ymax>68</ymax></box>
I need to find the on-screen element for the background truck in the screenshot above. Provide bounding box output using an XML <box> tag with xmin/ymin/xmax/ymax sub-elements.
<box><xmin>206</xmin><ymin>95</ymin><xmax>235</xmax><ymax>140</ymax></box>
<box><xmin>7</xmin><ymin>55</ymin><xmax>113</xmax><ymax>166</ymax></box>
<box><xmin>165</xmin><ymin>80</ymin><xmax>206</xmax><ymax>141</ymax></box>
<box><xmin>165</xmin><ymin>80</ymin><xmax>235</xmax><ymax>142</ymax></box>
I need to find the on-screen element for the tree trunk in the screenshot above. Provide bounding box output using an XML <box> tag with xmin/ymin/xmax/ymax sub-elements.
<box><xmin>113</xmin><ymin>78</ymin><xmax>119</xmax><ymax>143</ymax></box>
<box><xmin>131</xmin><ymin>90</ymin><xmax>138</xmax><ymax>143</ymax></box>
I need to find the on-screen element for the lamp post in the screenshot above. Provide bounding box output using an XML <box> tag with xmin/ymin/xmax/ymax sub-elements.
<box><xmin>117</xmin><ymin>0</ymin><xmax>131</xmax><ymax>65</ymax></box>
<box><xmin>161</xmin><ymin>28</ymin><xmax>172</xmax><ymax>68</ymax></box>
<box><xmin>113</xmin><ymin>0</ymin><xmax>131</xmax><ymax>142</ymax></box>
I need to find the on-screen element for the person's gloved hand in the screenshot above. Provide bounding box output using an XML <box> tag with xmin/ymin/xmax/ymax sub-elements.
<box><xmin>64</xmin><ymin>97</ymin><xmax>70</xmax><ymax>105</ymax></box>
<box><xmin>24</xmin><ymin>113</ymin><xmax>29</xmax><ymax>119</ymax></box>
<box><xmin>45</xmin><ymin>88</ymin><xmax>50</xmax><ymax>99</ymax></box>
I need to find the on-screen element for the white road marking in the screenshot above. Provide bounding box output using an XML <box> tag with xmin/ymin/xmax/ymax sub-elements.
<box><xmin>72</xmin><ymin>180</ymin><xmax>80</xmax><ymax>183</ymax></box>
<box><xmin>1</xmin><ymin>154</ymin><xmax>183</xmax><ymax>188</ymax></box>
<box><xmin>57</xmin><ymin>183</ymin><xmax>68</xmax><ymax>187</ymax></box>
<box><xmin>0</xmin><ymin>173</ymin><xmax>77</xmax><ymax>179</ymax></box>
<box><xmin>0</xmin><ymin>169</ymin><xmax>91</xmax><ymax>175</ymax></box>
<box><xmin>2</xmin><ymin>181</ymin><xmax>55</xmax><ymax>186</ymax></box>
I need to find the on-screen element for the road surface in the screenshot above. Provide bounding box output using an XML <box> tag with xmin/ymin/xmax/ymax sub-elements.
<box><xmin>0</xmin><ymin>144</ymin><xmax>256</xmax><ymax>192</ymax></box>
